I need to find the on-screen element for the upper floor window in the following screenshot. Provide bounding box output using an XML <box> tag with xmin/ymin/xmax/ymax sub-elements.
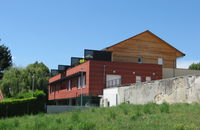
<box><xmin>158</xmin><ymin>58</ymin><xmax>163</xmax><ymax>65</ymax></box>
<box><xmin>82</xmin><ymin>75</ymin><xmax>86</xmax><ymax>88</ymax></box>
<box><xmin>78</xmin><ymin>75</ymin><xmax>86</xmax><ymax>89</ymax></box>
<box><xmin>68</xmin><ymin>80</ymin><xmax>71</xmax><ymax>91</ymax></box>
<box><xmin>78</xmin><ymin>77</ymin><xmax>81</xmax><ymax>89</ymax></box>
<box><xmin>138</xmin><ymin>57</ymin><xmax>142</xmax><ymax>64</ymax></box>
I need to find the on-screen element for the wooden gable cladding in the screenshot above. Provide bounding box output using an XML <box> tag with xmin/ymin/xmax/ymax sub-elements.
<box><xmin>105</xmin><ymin>31</ymin><xmax>185</xmax><ymax>68</ymax></box>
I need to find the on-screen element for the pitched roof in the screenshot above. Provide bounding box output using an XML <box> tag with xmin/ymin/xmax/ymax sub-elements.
<box><xmin>104</xmin><ymin>30</ymin><xmax>185</xmax><ymax>57</ymax></box>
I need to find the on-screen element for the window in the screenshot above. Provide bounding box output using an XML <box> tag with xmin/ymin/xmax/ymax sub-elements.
<box><xmin>138</xmin><ymin>57</ymin><xmax>142</xmax><ymax>63</ymax></box>
<box><xmin>78</xmin><ymin>77</ymin><xmax>81</xmax><ymax>89</ymax></box>
<box><xmin>146</xmin><ymin>76</ymin><xmax>151</xmax><ymax>82</ymax></box>
<box><xmin>78</xmin><ymin>75</ymin><xmax>86</xmax><ymax>89</ymax></box>
<box><xmin>158</xmin><ymin>58</ymin><xmax>163</xmax><ymax>65</ymax></box>
<box><xmin>68</xmin><ymin>80</ymin><xmax>71</xmax><ymax>91</ymax></box>
<box><xmin>106</xmin><ymin>74</ymin><xmax>121</xmax><ymax>87</ymax></box>
<box><xmin>82</xmin><ymin>75</ymin><xmax>86</xmax><ymax>88</ymax></box>
<box><xmin>136</xmin><ymin>76</ymin><xmax>141</xmax><ymax>83</ymax></box>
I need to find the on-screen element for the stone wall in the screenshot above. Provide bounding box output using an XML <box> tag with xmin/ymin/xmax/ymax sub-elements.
<box><xmin>103</xmin><ymin>75</ymin><xmax>200</xmax><ymax>106</ymax></box>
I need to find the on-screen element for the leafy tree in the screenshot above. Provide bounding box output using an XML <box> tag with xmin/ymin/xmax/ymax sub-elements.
<box><xmin>0</xmin><ymin>44</ymin><xmax>12</xmax><ymax>74</ymax></box>
<box><xmin>0</xmin><ymin>67</ymin><xmax>24</xmax><ymax>97</ymax></box>
<box><xmin>188</xmin><ymin>62</ymin><xmax>200</xmax><ymax>70</ymax></box>
<box><xmin>0</xmin><ymin>62</ymin><xmax>50</xmax><ymax>97</ymax></box>
<box><xmin>25</xmin><ymin>62</ymin><xmax>50</xmax><ymax>93</ymax></box>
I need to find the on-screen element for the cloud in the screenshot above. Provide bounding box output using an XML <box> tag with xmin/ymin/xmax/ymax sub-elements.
<box><xmin>12</xmin><ymin>56</ymin><xmax>15</xmax><ymax>60</ymax></box>
<box><xmin>177</xmin><ymin>60</ymin><xmax>199</xmax><ymax>69</ymax></box>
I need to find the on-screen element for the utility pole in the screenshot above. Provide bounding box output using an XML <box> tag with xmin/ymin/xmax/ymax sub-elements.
<box><xmin>32</xmin><ymin>75</ymin><xmax>35</xmax><ymax>97</ymax></box>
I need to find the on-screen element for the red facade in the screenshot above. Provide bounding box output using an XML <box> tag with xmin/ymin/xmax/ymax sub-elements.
<box><xmin>48</xmin><ymin>60</ymin><xmax>162</xmax><ymax>100</ymax></box>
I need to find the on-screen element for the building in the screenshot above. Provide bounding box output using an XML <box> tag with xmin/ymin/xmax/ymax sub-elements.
<box><xmin>48</xmin><ymin>30</ymin><xmax>185</xmax><ymax>106</ymax></box>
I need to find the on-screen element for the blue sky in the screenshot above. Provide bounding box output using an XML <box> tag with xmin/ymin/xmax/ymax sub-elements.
<box><xmin>0</xmin><ymin>0</ymin><xmax>199</xmax><ymax>69</ymax></box>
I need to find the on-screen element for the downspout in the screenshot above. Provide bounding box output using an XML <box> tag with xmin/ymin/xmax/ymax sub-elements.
<box><xmin>173</xmin><ymin>59</ymin><xmax>176</xmax><ymax>77</ymax></box>
<box><xmin>103</xmin><ymin>65</ymin><xmax>106</xmax><ymax>88</ymax></box>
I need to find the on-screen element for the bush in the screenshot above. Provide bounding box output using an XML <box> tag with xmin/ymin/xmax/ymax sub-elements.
<box><xmin>33</xmin><ymin>90</ymin><xmax>46</xmax><ymax>100</ymax></box>
<box><xmin>15</xmin><ymin>90</ymin><xmax>46</xmax><ymax>100</ymax></box>
<box><xmin>0</xmin><ymin>94</ymin><xmax>45</xmax><ymax>118</ymax></box>
<box><xmin>15</xmin><ymin>91</ymin><xmax>34</xmax><ymax>99</ymax></box>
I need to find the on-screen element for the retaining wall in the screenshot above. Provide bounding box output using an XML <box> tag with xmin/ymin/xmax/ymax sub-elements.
<box><xmin>103</xmin><ymin>75</ymin><xmax>200</xmax><ymax>106</ymax></box>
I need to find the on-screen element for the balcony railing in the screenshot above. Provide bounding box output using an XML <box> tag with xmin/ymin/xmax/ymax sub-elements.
<box><xmin>106</xmin><ymin>78</ymin><xmax>121</xmax><ymax>88</ymax></box>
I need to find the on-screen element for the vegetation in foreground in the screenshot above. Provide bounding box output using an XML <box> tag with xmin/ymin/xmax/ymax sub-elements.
<box><xmin>0</xmin><ymin>103</ymin><xmax>200</xmax><ymax>130</ymax></box>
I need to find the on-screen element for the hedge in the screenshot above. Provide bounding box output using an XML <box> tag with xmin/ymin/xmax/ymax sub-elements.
<box><xmin>0</xmin><ymin>96</ymin><xmax>45</xmax><ymax>118</ymax></box>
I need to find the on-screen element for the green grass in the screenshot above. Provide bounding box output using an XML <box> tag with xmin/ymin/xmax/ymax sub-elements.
<box><xmin>1</xmin><ymin>103</ymin><xmax>200</xmax><ymax>130</ymax></box>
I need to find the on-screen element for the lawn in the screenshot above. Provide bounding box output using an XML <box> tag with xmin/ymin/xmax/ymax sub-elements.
<box><xmin>0</xmin><ymin>103</ymin><xmax>200</xmax><ymax>130</ymax></box>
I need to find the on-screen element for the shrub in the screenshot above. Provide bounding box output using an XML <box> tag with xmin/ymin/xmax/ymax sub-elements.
<box><xmin>33</xmin><ymin>90</ymin><xmax>46</xmax><ymax>100</ymax></box>
<box><xmin>0</xmin><ymin>96</ymin><xmax>45</xmax><ymax>118</ymax></box>
<box><xmin>15</xmin><ymin>90</ymin><xmax>46</xmax><ymax>100</ymax></box>
<box><xmin>15</xmin><ymin>91</ymin><xmax>34</xmax><ymax>99</ymax></box>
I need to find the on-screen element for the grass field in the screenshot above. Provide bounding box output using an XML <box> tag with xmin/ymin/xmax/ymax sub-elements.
<box><xmin>0</xmin><ymin>103</ymin><xmax>200</xmax><ymax>130</ymax></box>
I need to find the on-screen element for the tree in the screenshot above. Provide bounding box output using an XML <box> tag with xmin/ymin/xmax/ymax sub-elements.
<box><xmin>25</xmin><ymin>62</ymin><xmax>50</xmax><ymax>93</ymax></box>
<box><xmin>0</xmin><ymin>62</ymin><xmax>50</xmax><ymax>97</ymax></box>
<box><xmin>0</xmin><ymin>67</ymin><xmax>24</xmax><ymax>97</ymax></box>
<box><xmin>0</xmin><ymin>44</ymin><xmax>12</xmax><ymax>73</ymax></box>
<box><xmin>188</xmin><ymin>62</ymin><xmax>200</xmax><ymax>70</ymax></box>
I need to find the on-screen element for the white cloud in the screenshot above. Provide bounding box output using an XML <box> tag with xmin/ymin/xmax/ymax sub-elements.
<box><xmin>177</xmin><ymin>60</ymin><xmax>199</xmax><ymax>69</ymax></box>
<box><xmin>12</xmin><ymin>56</ymin><xmax>15</xmax><ymax>60</ymax></box>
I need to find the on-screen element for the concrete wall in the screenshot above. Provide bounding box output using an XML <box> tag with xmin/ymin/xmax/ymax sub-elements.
<box><xmin>103</xmin><ymin>87</ymin><xmax>119</xmax><ymax>107</ymax></box>
<box><xmin>163</xmin><ymin>68</ymin><xmax>200</xmax><ymax>79</ymax></box>
<box><xmin>103</xmin><ymin>75</ymin><xmax>200</xmax><ymax>106</ymax></box>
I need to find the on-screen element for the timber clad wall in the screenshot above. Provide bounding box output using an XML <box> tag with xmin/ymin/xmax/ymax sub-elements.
<box><xmin>105</xmin><ymin>31</ymin><xmax>184</xmax><ymax>68</ymax></box>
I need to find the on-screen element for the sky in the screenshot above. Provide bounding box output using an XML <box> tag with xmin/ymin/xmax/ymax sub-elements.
<box><xmin>0</xmin><ymin>0</ymin><xmax>199</xmax><ymax>69</ymax></box>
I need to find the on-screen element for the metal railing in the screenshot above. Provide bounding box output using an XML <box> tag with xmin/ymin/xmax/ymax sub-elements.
<box><xmin>106</xmin><ymin>78</ymin><xmax>121</xmax><ymax>88</ymax></box>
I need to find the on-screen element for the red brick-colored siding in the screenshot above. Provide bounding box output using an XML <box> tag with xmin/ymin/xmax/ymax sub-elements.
<box><xmin>48</xmin><ymin>60</ymin><xmax>162</xmax><ymax>100</ymax></box>
<box><xmin>48</xmin><ymin>61</ymin><xmax>90</xmax><ymax>100</ymax></box>
<box><xmin>89</xmin><ymin>60</ymin><xmax>162</xmax><ymax>96</ymax></box>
